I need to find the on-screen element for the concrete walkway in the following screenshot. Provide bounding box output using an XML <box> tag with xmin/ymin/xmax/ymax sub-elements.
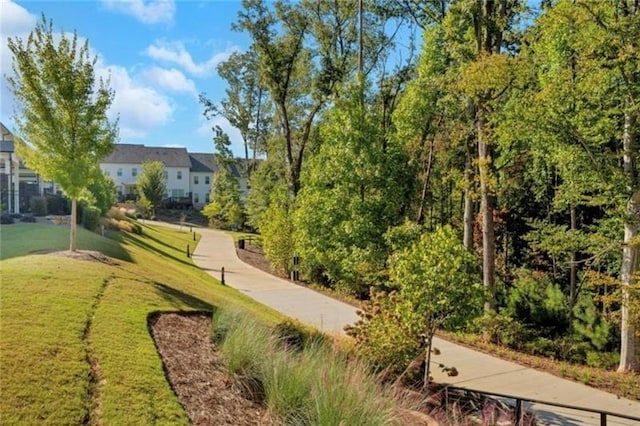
<box><xmin>157</xmin><ymin>223</ymin><xmax>640</xmax><ymax>425</ymax></box>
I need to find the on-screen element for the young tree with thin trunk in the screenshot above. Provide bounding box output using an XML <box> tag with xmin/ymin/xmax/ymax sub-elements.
<box><xmin>136</xmin><ymin>161</ymin><xmax>167</xmax><ymax>218</ymax></box>
<box><xmin>8</xmin><ymin>16</ymin><xmax>117</xmax><ymax>251</ymax></box>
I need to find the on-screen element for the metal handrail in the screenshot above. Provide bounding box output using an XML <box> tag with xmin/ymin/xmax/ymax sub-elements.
<box><xmin>443</xmin><ymin>385</ymin><xmax>640</xmax><ymax>425</ymax></box>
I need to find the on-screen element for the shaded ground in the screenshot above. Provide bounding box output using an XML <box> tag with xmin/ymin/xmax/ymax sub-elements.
<box><xmin>149</xmin><ymin>312</ymin><xmax>279</xmax><ymax>426</ymax></box>
<box><xmin>235</xmin><ymin>242</ymin><xmax>285</xmax><ymax>278</ymax></box>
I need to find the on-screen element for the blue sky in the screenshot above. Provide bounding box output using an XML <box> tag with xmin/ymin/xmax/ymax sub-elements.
<box><xmin>1</xmin><ymin>0</ymin><xmax>252</xmax><ymax>156</ymax></box>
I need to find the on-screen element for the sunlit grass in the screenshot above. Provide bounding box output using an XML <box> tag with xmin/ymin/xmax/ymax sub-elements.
<box><xmin>0</xmin><ymin>223</ymin><xmax>128</xmax><ymax>260</ymax></box>
<box><xmin>0</xmin><ymin>222</ymin><xmax>284</xmax><ymax>424</ymax></box>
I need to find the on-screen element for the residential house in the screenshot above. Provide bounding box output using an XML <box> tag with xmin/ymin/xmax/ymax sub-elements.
<box><xmin>0</xmin><ymin>122</ymin><xmax>60</xmax><ymax>214</ymax></box>
<box><xmin>100</xmin><ymin>144</ymin><xmax>246</xmax><ymax>209</ymax></box>
<box><xmin>101</xmin><ymin>144</ymin><xmax>192</xmax><ymax>201</ymax></box>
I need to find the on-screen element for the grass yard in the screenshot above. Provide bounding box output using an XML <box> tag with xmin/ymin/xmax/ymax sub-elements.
<box><xmin>0</xmin><ymin>223</ymin><xmax>129</xmax><ymax>261</ymax></box>
<box><xmin>0</xmin><ymin>222</ymin><xmax>284</xmax><ymax>424</ymax></box>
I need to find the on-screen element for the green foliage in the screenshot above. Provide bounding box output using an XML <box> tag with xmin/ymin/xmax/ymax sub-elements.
<box><xmin>346</xmin><ymin>289</ymin><xmax>423</xmax><ymax>374</ymax></box>
<box><xmin>258</xmin><ymin>187</ymin><xmax>295</xmax><ymax>276</ymax></box>
<box><xmin>473</xmin><ymin>311</ymin><xmax>528</xmax><ymax>348</ymax></box>
<box><xmin>86</xmin><ymin>171</ymin><xmax>117</xmax><ymax>215</ymax></box>
<box><xmin>202</xmin><ymin>168</ymin><xmax>243</xmax><ymax>229</ymax></box>
<box><xmin>80</xmin><ymin>204</ymin><xmax>101</xmax><ymax>231</ymax></box>
<box><xmin>212</xmin><ymin>308</ymin><xmax>410</xmax><ymax>425</ymax></box>
<box><xmin>505</xmin><ymin>269</ymin><xmax>570</xmax><ymax>337</ymax></box>
<box><xmin>349</xmin><ymin>226</ymin><xmax>484</xmax><ymax>375</ymax></box>
<box><xmin>245</xmin><ymin>159</ymin><xmax>287</xmax><ymax>230</ymax></box>
<box><xmin>294</xmin><ymin>84</ymin><xmax>410</xmax><ymax>293</ymax></box>
<box><xmin>8</xmin><ymin>16</ymin><xmax>117</xmax><ymax>251</ymax></box>
<box><xmin>136</xmin><ymin>161</ymin><xmax>166</xmax><ymax>214</ymax></box>
<box><xmin>572</xmin><ymin>292</ymin><xmax>611</xmax><ymax>351</ymax></box>
<box><xmin>30</xmin><ymin>196</ymin><xmax>47</xmax><ymax>216</ymax></box>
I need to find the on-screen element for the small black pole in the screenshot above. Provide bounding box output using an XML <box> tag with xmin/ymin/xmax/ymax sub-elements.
<box><xmin>221</xmin><ymin>267</ymin><xmax>225</xmax><ymax>285</ymax></box>
<box><xmin>186</xmin><ymin>244</ymin><xmax>190</xmax><ymax>258</ymax></box>
<box><xmin>193</xmin><ymin>232</ymin><xmax>196</xmax><ymax>241</ymax></box>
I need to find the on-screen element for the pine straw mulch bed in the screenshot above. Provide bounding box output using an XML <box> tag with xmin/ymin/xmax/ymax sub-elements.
<box><xmin>149</xmin><ymin>312</ymin><xmax>279</xmax><ymax>425</ymax></box>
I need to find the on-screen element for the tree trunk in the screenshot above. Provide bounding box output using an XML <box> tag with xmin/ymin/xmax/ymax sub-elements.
<box><xmin>70</xmin><ymin>197</ymin><xmax>77</xmax><ymax>252</ymax></box>
<box><xmin>569</xmin><ymin>205</ymin><xmax>577</xmax><ymax>307</ymax></box>
<box><xmin>463</xmin><ymin>153</ymin><xmax>474</xmax><ymax>250</ymax></box>
<box><xmin>478</xmin><ymin>112</ymin><xmax>496</xmax><ymax>312</ymax></box>
<box><xmin>618</xmin><ymin>109</ymin><xmax>639</xmax><ymax>373</ymax></box>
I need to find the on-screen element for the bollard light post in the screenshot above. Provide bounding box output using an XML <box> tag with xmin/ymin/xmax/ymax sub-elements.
<box><xmin>186</xmin><ymin>244</ymin><xmax>190</xmax><ymax>258</ymax></box>
<box><xmin>221</xmin><ymin>267</ymin><xmax>225</xmax><ymax>285</ymax></box>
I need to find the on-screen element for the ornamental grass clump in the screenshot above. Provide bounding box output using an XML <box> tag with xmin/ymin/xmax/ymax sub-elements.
<box><xmin>212</xmin><ymin>308</ymin><xmax>420</xmax><ymax>425</ymax></box>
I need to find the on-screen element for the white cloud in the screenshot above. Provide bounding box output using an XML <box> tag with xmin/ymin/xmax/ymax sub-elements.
<box><xmin>101</xmin><ymin>0</ymin><xmax>175</xmax><ymax>25</ymax></box>
<box><xmin>197</xmin><ymin>115</ymin><xmax>245</xmax><ymax>157</ymax></box>
<box><xmin>97</xmin><ymin>63</ymin><xmax>174</xmax><ymax>138</ymax></box>
<box><xmin>163</xmin><ymin>143</ymin><xmax>185</xmax><ymax>148</ymax></box>
<box><xmin>142</xmin><ymin>66</ymin><xmax>197</xmax><ymax>96</ymax></box>
<box><xmin>0</xmin><ymin>1</ymin><xmax>174</xmax><ymax>139</ymax></box>
<box><xmin>0</xmin><ymin>1</ymin><xmax>37</xmax><ymax>120</ymax></box>
<box><xmin>0</xmin><ymin>0</ymin><xmax>37</xmax><ymax>38</ymax></box>
<box><xmin>145</xmin><ymin>40</ymin><xmax>237</xmax><ymax>77</ymax></box>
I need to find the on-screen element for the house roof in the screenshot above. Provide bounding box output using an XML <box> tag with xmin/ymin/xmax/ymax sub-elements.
<box><xmin>103</xmin><ymin>144</ymin><xmax>191</xmax><ymax>168</ymax></box>
<box><xmin>189</xmin><ymin>153</ymin><xmax>218</xmax><ymax>173</ymax></box>
<box><xmin>189</xmin><ymin>153</ymin><xmax>241</xmax><ymax>178</ymax></box>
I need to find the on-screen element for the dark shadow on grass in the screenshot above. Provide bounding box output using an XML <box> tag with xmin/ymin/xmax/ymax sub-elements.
<box><xmin>123</xmin><ymin>232</ymin><xmax>196</xmax><ymax>268</ymax></box>
<box><xmin>151</xmin><ymin>282</ymin><xmax>213</xmax><ymax>311</ymax></box>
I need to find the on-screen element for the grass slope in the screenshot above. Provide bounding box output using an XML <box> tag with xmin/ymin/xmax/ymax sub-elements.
<box><xmin>0</xmin><ymin>222</ymin><xmax>283</xmax><ymax>424</ymax></box>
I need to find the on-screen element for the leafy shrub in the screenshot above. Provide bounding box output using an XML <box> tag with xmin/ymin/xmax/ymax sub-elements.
<box><xmin>259</xmin><ymin>189</ymin><xmax>294</xmax><ymax>276</ymax></box>
<box><xmin>572</xmin><ymin>292</ymin><xmax>611</xmax><ymax>350</ymax></box>
<box><xmin>81</xmin><ymin>205</ymin><xmax>101</xmax><ymax>231</ymax></box>
<box><xmin>346</xmin><ymin>289</ymin><xmax>423</xmax><ymax>374</ymax></box>
<box><xmin>0</xmin><ymin>214</ymin><xmax>14</xmax><ymax>224</ymax></box>
<box><xmin>45</xmin><ymin>195</ymin><xmax>67</xmax><ymax>215</ymax></box>
<box><xmin>585</xmin><ymin>350</ymin><xmax>619</xmax><ymax>369</ymax></box>
<box><xmin>20</xmin><ymin>215</ymin><xmax>37</xmax><ymax>223</ymax></box>
<box><xmin>349</xmin><ymin>226</ymin><xmax>484</xmax><ymax>378</ymax></box>
<box><xmin>473</xmin><ymin>312</ymin><xmax>528</xmax><ymax>349</ymax></box>
<box><xmin>30</xmin><ymin>196</ymin><xmax>47</xmax><ymax>216</ymax></box>
<box><xmin>505</xmin><ymin>269</ymin><xmax>570</xmax><ymax>337</ymax></box>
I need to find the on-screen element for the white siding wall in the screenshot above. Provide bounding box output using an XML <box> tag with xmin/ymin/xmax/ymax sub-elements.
<box><xmin>190</xmin><ymin>171</ymin><xmax>214</xmax><ymax>208</ymax></box>
<box><xmin>102</xmin><ymin>163</ymin><xmax>191</xmax><ymax>198</ymax></box>
<box><xmin>165</xmin><ymin>166</ymin><xmax>191</xmax><ymax>198</ymax></box>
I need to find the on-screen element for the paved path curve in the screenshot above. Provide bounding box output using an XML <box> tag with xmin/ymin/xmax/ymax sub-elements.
<box><xmin>154</xmin><ymin>222</ymin><xmax>640</xmax><ymax>425</ymax></box>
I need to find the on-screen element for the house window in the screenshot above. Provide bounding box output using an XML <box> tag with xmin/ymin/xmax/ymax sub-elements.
<box><xmin>163</xmin><ymin>171</ymin><xmax>168</xmax><ymax>180</ymax></box>
<box><xmin>104</xmin><ymin>170</ymin><xmax>110</xmax><ymax>177</ymax></box>
<box><xmin>194</xmin><ymin>193</ymin><xmax>199</xmax><ymax>203</ymax></box>
<box><xmin>194</xmin><ymin>175</ymin><xmax>199</xmax><ymax>185</ymax></box>
<box><xmin>132</xmin><ymin>168</ymin><xmax>137</xmax><ymax>177</ymax></box>
<box><xmin>117</xmin><ymin>168</ymin><xmax>122</xmax><ymax>177</ymax></box>
<box><xmin>205</xmin><ymin>193</ymin><xmax>210</xmax><ymax>203</ymax></box>
<box><xmin>205</xmin><ymin>176</ymin><xmax>210</xmax><ymax>185</ymax></box>
<box><xmin>171</xmin><ymin>189</ymin><xmax>185</xmax><ymax>197</ymax></box>
<box><xmin>177</xmin><ymin>171</ymin><xmax>182</xmax><ymax>180</ymax></box>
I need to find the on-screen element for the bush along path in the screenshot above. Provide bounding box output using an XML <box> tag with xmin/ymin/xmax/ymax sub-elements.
<box><xmin>173</xmin><ymin>223</ymin><xmax>640</xmax><ymax>425</ymax></box>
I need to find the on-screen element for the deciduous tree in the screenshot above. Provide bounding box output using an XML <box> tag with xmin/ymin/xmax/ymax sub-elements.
<box><xmin>136</xmin><ymin>161</ymin><xmax>166</xmax><ymax>217</ymax></box>
<box><xmin>8</xmin><ymin>16</ymin><xmax>117</xmax><ymax>251</ymax></box>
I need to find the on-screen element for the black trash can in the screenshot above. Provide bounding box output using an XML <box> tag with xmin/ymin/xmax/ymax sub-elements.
<box><xmin>238</xmin><ymin>238</ymin><xmax>245</xmax><ymax>250</ymax></box>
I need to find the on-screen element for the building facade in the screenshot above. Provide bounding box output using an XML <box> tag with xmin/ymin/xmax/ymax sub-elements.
<box><xmin>0</xmin><ymin>121</ymin><xmax>246</xmax><ymax>213</ymax></box>
<box><xmin>101</xmin><ymin>144</ymin><xmax>246</xmax><ymax>209</ymax></box>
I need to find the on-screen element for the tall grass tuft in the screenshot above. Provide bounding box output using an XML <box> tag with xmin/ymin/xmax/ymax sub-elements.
<box><xmin>212</xmin><ymin>308</ymin><xmax>423</xmax><ymax>425</ymax></box>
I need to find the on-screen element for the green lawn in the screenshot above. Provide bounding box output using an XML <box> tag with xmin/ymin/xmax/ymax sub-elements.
<box><xmin>0</xmin><ymin>222</ymin><xmax>283</xmax><ymax>424</ymax></box>
<box><xmin>0</xmin><ymin>223</ymin><xmax>129</xmax><ymax>261</ymax></box>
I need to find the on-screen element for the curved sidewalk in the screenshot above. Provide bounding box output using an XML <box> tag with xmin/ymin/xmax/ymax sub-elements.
<box><xmin>177</xmin><ymin>224</ymin><xmax>639</xmax><ymax>425</ymax></box>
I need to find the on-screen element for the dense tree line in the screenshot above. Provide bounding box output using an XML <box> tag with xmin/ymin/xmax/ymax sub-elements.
<box><xmin>203</xmin><ymin>0</ymin><xmax>639</xmax><ymax>374</ymax></box>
